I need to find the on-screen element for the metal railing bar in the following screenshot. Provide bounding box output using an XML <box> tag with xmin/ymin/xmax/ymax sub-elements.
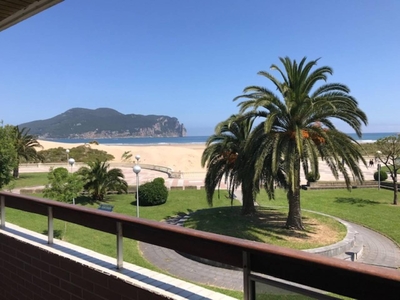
<box><xmin>116</xmin><ymin>222</ymin><xmax>123</xmax><ymax>269</ymax></box>
<box><xmin>243</xmin><ymin>251</ymin><xmax>251</xmax><ymax>300</ymax></box>
<box><xmin>48</xmin><ymin>206</ymin><xmax>53</xmax><ymax>244</ymax></box>
<box><xmin>248</xmin><ymin>273</ymin><xmax>339</xmax><ymax>299</ymax></box>
<box><xmin>0</xmin><ymin>196</ymin><xmax>4</xmax><ymax>229</ymax></box>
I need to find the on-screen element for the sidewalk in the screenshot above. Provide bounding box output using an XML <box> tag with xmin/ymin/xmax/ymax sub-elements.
<box><xmin>139</xmin><ymin>214</ymin><xmax>400</xmax><ymax>291</ymax></box>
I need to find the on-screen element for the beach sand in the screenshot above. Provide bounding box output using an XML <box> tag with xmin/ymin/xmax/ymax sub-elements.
<box><xmin>36</xmin><ymin>140</ymin><xmax>376</xmax><ymax>184</ymax></box>
<box><xmin>38</xmin><ymin>140</ymin><xmax>206</xmax><ymax>173</ymax></box>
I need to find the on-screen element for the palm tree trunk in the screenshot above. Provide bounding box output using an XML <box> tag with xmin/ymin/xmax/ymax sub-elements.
<box><xmin>241</xmin><ymin>185</ymin><xmax>255</xmax><ymax>215</ymax></box>
<box><xmin>13</xmin><ymin>167</ymin><xmax>19</xmax><ymax>179</ymax></box>
<box><xmin>285</xmin><ymin>159</ymin><xmax>304</xmax><ymax>230</ymax></box>
<box><xmin>393</xmin><ymin>176</ymin><xmax>398</xmax><ymax>205</ymax></box>
<box><xmin>286</xmin><ymin>187</ymin><xmax>304</xmax><ymax>229</ymax></box>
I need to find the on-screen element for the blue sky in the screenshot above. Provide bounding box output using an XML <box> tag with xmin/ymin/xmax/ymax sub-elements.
<box><xmin>1</xmin><ymin>0</ymin><xmax>399</xmax><ymax>136</ymax></box>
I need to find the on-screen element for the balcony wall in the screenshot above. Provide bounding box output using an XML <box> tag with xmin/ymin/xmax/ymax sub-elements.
<box><xmin>0</xmin><ymin>232</ymin><xmax>164</xmax><ymax>300</ymax></box>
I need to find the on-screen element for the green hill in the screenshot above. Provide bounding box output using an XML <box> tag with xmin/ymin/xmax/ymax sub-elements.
<box><xmin>19</xmin><ymin>108</ymin><xmax>187</xmax><ymax>138</ymax></box>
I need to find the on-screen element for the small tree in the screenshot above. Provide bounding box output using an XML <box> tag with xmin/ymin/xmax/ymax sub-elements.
<box><xmin>0</xmin><ymin>123</ymin><xmax>18</xmax><ymax>189</ymax></box>
<box><xmin>376</xmin><ymin>135</ymin><xmax>400</xmax><ymax>205</ymax></box>
<box><xmin>43</xmin><ymin>167</ymin><xmax>83</xmax><ymax>240</ymax></box>
<box><xmin>43</xmin><ymin>167</ymin><xmax>83</xmax><ymax>203</ymax></box>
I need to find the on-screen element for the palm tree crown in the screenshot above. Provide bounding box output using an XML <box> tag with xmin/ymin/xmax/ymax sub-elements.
<box><xmin>201</xmin><ymin>115</ymin><xmax>257</xmax><ymax>214</ymax></box>
<box><xmin>78</xmin><ymin>159</ymin><xmax>128</xmax><ymax>200</ymax></box>
<box><xmin>234</xmin><ymin>57</ymin><xmax>368</xmax><ymax>229</ymax></box>
<box><xmin>13</xmin><ymin>126</ymin><xmax>43</xmax><ymax>178</ymax></box>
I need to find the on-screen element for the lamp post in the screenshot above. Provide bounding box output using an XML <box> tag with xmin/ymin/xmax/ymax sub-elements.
<box><xmin>377</xmin><ymin>163</ymin><xmax>381</xmax><ymax>190</ymax></box>
<box><xmin>376</xmin><ymin>151</ymin><xmax>382</xmax><ymax>190</ymax></box>
<box><xmin>68</xmin><ymin>158</ymin><xmax>76</xmax><ymax>205</ymax></box>
<box><xmin>135</xmin><ymin>154</ymin><xmax>140</xmax><ymax>164</ymax></box>
<box><xmin>133</xmin><ymin>164</ymin><xmax>141</xmax><ymax>217</ymax></box>
<box><xmin>66</xmin><ymin>149</ymin><xmax>70</xmax><ymax>164</ymax></box>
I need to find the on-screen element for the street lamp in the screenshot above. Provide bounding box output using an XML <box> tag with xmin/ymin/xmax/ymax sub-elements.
<box><xmin>66</xmin><ymin>149</ymin><xmax>70</xmax><ymax>164</ymax></box>
<box><xmin>376</xmin><ymin>151</ymin><xmax>382</xmax><ymax>190</ymax></box>
<box><xmin>68</xmin><ymin>158</ymin><xmax>76</xmax><ymax>205</ymax></box>
<box><xmin>133</xmin><ymin>164</ymin><xmax>141</xmax><ymax>217</ymax></box>
<box><xmin>68</xmin><ymin>158</ymin><xmax>75</xmax><ymax>173</ymax></box>
<box><xmin>135</xmin><ymin>154</ymin><xmax>140</xmax><ymax>163</ymax></box>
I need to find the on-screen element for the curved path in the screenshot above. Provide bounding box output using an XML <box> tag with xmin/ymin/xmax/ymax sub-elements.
<box><xmin>139</xmin><ymin>216</ymin><xmax>400</xmax><ymax>291</ymax></box>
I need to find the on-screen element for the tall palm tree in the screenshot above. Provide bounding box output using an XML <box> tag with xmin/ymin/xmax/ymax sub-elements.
<box><xmin>201</xmin><ymin>115</ymin><xmax>257</xmax><ymax>215</ymax></box>
<box><xmin>234</xmin><ymin>57</ymin><xmax>368</xmax><ymax>229</ymax></box>
<box><xmin>12</xmin><ymin>126</ymin><xmax>43</xmax><ymax>178</ymax></box>
<box><xmin>77</xmin><ymin>159</ymin><xmax>128</xmax><ymax>200</ymax></box>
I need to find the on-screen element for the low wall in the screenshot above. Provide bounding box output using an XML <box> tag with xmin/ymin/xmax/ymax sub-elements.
<box><xmin>0</xmin><ymin>234</ymin><xmax>163</xmax><ymax>300</ymax></box>
<box><xmin>307</xmin><ymin>180</ymin><xmax>378</xmax><ymax>190</ymax></box>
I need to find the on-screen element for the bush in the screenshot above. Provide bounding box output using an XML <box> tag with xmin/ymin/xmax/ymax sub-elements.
<box><xmin>306</xmin><ymin>172</ymin><xmax>320</xmax><ymax>183</ymax></box>
<box><xmin>39</xmin><ymin>146</ymin><xmax>114</xmax><ymax>163</ymax></box>
<box><xmin>137</xmin><ymin>177</ymin><xmax>168</xmax><ymax>206</ymax></box>
<box><xmin>374</xmin><ymin>170</ymin><xmax>388</xmax><ymax>181</ymax></box>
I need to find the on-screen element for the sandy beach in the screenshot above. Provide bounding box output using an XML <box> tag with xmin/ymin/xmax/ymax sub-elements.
<box><xmin>36</xmin><ymin>140</ymin><xmax>376</xmax><ymax>186</ymax></box>
<box><xmin>38</xmin><ymin>140</ymin><xmax>207</xmax><ymax>173</ymax></box>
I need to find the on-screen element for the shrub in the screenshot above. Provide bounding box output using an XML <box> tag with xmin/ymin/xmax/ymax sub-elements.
<box><xmin>137</xmin><ymin>177</ymin><xmax>168</xmax><ymax>206</ymax></box>
<box><xmin>306</xmin><ymin>172</ymin><xmax>320</xmax><ymax>183</ymax></box>
<box><xmin>39</xmin><ymin>146</ymin><xmax>114</xmax><ymax>163</ymax></box>
<box><xmin>153</xmin><ymin>177</ymin><xmax>165</xmax><ymax>185</ymax></box>
<box><xmin>374</xmin><ymin>170</ymin><xmax>388</xmax><ymax>181</ymax></box>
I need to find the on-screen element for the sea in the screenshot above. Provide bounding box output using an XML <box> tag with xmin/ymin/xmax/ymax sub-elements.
<box><xmin>45</xmin><ymin>132</ymin><xmax>399</xmax><ymax>145</ymax></box>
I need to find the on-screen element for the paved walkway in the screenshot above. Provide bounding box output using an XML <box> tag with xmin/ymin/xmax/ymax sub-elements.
<box><xmin>19</xmin><ymin>158</ymin><xmax>378</xmax><ymax>190</ymax></box>
<box><xmin>139</xmin><ymin>212</ymin><xmax>400</xmax><ymax>291</ymax></box>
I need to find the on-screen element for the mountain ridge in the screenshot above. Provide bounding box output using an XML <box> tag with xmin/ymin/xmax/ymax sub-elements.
<box><xmin>19</xmin><ymin>108</ymin><xmax>187</xmax><ymax>139</ymax></box>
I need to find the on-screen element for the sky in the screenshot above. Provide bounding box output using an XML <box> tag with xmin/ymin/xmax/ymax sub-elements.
<box><xmin>1</xmin><ymin>0</ymin><xmax>399</xmax><ymax>136</ymax></box>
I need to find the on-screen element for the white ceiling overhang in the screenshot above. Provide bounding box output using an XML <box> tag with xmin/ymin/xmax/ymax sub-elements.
<box><xmin>0</xmin><ymin>0</ymin><xmax>63</xmax><ymax>32</ymax></box>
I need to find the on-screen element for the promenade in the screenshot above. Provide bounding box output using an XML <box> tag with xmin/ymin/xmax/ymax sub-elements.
<box><xmin>19</xmin><ymin>158</ymin><xmax>378</xmax><ymax>189</ymax></box>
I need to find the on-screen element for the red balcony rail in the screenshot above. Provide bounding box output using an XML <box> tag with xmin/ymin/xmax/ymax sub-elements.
<box><xmin>1</xmin><ymin>191</ymin><xmax>399</xmax><ymax>299</ymax></box>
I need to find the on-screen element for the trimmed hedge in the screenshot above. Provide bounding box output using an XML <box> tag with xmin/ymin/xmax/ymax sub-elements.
<box><xmin>374</xmin><ymin>170</ymin><xmax>388</xmax><ymax>181</ymax></box>
<box><xmin>137</xmin><ymin>177</ymin><xmax>168</xmax><ymax>206</ymax></box>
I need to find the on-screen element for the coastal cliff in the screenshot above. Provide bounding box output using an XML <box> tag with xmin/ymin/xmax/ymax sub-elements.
<box><xmin>19</xmin><ymin>108</ymin><xmax>187</xmax><ymax>139</ymax></box>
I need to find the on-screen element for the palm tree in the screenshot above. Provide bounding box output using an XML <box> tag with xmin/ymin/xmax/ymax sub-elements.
<box><xmin>201</xmin><ymin>115</ymin><xmax>257</xmax><ymax>215</ymax></box>
<box><xmin>12</xmin><ymin>126</ymin><xmax>43</xmax><ymax>178</ymax></box>
<box><xmin>234</xmin><ymin>57</ymin><xmax>368</xmax><ymax>229</ymax></box>
<box><xmin>77</xmin><ymin>159</ymin><xmax>128</xmax><ymax>200</ymax></box>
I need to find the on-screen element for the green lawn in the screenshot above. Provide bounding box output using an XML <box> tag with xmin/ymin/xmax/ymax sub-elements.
<box><xmin>185</xmin><ymin>206</ymin><xmax>346</xmax><ymax>249</ymax></box>
<box><xmin>2</xmin><ymin>172</ymin><xmax>48</xmax><ymax>190</ymax></box>
<box><xmin>257</xmin><ymin>188</ymin><xmax>400</xmax><ymax>245</ymax></box>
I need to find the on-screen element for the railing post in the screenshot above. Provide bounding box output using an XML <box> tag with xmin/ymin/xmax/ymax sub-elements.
<box><xmin>116</xmin><ymin>222</ymin><xmax>123</xmax><ymax>269</ymax></box>
<box><xmin>243</xmin><ymin>251</ymin><xmax>254</xmax><ymax>300</ymax></box>
<box><xmin>0</xmin><ymin>196</ymin><xmax>5</xmax><ymax>229</ymax></box>
<box><xmin>48</xmin><ymin>207</ymin><xmax>53</xmax><ymax>244</ymax></box>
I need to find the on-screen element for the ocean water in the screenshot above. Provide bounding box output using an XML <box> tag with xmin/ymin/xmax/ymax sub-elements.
<box><xmin>347</xmin><ymin>132</ymin><xmax>398</xmax><ymax>143</ymax></box>
<box><xmin>47</xmin><ymin>132</ymin><xmax>398</xmax><ymax>145</ymax></box>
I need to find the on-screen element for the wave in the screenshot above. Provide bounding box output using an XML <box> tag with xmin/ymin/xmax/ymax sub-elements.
<box><xmin>47</xmin><ymin>132</ymin><xmax>398</xmax><ymax>146</ymax></box>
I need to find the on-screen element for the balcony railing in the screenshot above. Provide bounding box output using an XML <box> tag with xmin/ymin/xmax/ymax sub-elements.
<box><xmin>1</xmin><ymin>191</ymin><xmax>399</xmax><ymax>299</ymax></box>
